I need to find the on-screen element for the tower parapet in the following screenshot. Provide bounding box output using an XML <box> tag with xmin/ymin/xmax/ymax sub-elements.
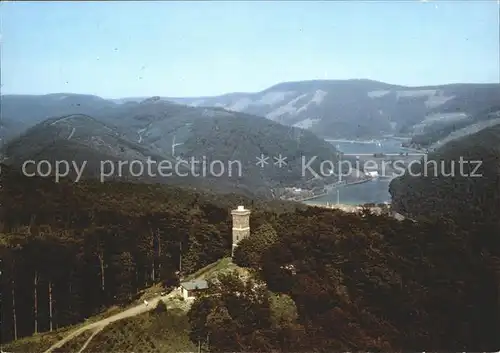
<box><xmin>231</xmin><ymin>205</ymin><xmax>251</xmax><ymax>257</ymax></box>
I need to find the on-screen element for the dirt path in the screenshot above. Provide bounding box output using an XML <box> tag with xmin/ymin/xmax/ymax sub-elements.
<box><xmin>76</xmin><ymin>327</ymin><xmax>103</xmax><ymax>353</ymax></box>
<box><xmin>43</xmin><ymin>290</ymin><xmax>179</xmax><ymax>353</ymax></box>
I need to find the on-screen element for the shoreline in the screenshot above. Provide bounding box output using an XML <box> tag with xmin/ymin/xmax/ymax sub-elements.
<box><xmin>298</xmin><ymin>177</ymin><xmax>394</xmax><ymax>205</ymax></box>
<box><xmin>324</xmin><ymin>136</ymin><xmax>412</xmax><ymax>144</ymax></box>
<box><xmin>341</xmin><ymin>178</ymin><xmax>372</xmax><ymax>186</ymax></box>
<box><xmin>323</xmin><ymin>136</ymin><xmax>425</xmax><ymax>154</ymax></box>
<box><xmin>305</xmin><ymin>202</ymin><xmax>392</xmax><ymax>215</ymax></box>
<box><xmin>325</xmin><ymin>138</ymin><xmax>382</xmax><ymax>144</ymax></box>
<box><xmin>292</xmin><ymin>178</ymin><xmax>374</xmax><ymax>202</ymax></box>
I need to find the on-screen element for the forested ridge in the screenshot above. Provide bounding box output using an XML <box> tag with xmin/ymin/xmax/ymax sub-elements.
<box><xmin>189</xmin><ymin>207</ymin><xmax>500</xmax><ymax>351</ymax></box>
<box><xmin>390</xmin><ymin>123</ymin><xmax>500</xmax><ymax>234</ymax></box>
<box><xmin>185</xmin><ymin>122</ymin><xmax>500</xmax><ymax>351</ymax></box>
<box><xmin>1</xmin><ymin>107</ymin><xmax>345</xmax><ymax>199</ymax></box>
<box><xmin>1</xmin><ymin>151</ymin><xmax>499</xmax><ymax>351</ymax></box>
<box><xmin>0</xmin><ymin>164</ymin><xmax>303</xmax><ymax>343</ymax></box>
<box><xmin>410</xmin><ymin>105</ymin><xmax>500</xmax><ymax>148</ymax></box>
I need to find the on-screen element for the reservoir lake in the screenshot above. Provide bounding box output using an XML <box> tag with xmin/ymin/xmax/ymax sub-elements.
<box><xmin>304</xmin><ymin>138</ymin><xmax>414</xmax><ymax>206</ymax></box>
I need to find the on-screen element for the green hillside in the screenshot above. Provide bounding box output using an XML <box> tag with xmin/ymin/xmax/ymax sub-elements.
<box><xmin>1</xmin><ymin>165</ymin><xmax>499</xmax><ymax>351</ymax></box>
<box><xmin>390</xmin><ymin>123</ymin><xmax>500</xmax><ymax>225</ymax></box>
<box><xmin>1</xmin><ymin>103</ymin><xmax>346</xmax><ymax>198</ymax></box>
<box><xmin>0</xmin><ymin>164</ymin><xmax>304</xmax><ymax>346</ymax></box>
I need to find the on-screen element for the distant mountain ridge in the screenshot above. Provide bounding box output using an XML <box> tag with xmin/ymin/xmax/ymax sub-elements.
<box><xmin>1</xmin><ymin>101</ymin><xmax>344</xmax><ymax>198</ymax></box>
<box><xmin>121</xmin><ymin>80</ymin><xmax>500</xmax><ymax>139</ymax></box>
<box><xmin>0</xmin><ymin>93</ymin><xmax>116</xmax><ymax>142</ymax></box>
<box><xmin>3</xmin><ymin>80</ymin><xmax>500</xmax><ymax>142</ymax></box>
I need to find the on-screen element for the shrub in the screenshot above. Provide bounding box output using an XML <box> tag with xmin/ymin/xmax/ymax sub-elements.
<box><xmin>154</xmin><ymin>300</ymin><xmax>168</xmax><ymax>314</ymax></box>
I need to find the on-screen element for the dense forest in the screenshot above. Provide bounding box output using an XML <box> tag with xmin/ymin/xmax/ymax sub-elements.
<box><xmin>391</xmin><ymin>123</ymin><xmax>500</xmax><ymax>229</ymax></box>
<box><xmin>410</xmin><ymin>105</ymin><xmax>500</xmax><ymax>148</ymax></box>
<box><xmin>1</xmin><ymin>120</ymin><xmax>500</xmax><ymax>351</ymax></box>
<box><xmin>0</xmin><ymin>164</ymin><xmax>303</xmax><ymax>343</ymax></box>
<box><xmin>189</xmin><ymin>206</ymin><xmax>500</xmax><ymax>351</ymax></box>
<box><xmin>1</xmin><ymin>106</ymin><xmax>350</xmax><ymax>199</ymax></box>
<box><xmin>185</xmin><ymin>123</ymin><xmax>500</xmax><ymax>351</ymax></box>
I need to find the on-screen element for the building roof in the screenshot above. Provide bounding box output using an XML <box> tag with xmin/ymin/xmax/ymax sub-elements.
<box><xmin>180</xmin><ymin>279</ymin><xmax>208</xmax><ymax>290</ymax></box>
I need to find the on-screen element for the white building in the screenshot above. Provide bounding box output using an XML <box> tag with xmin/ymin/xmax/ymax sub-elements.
<box><xmin>180</xmin><ymin>279</ymin><xmax>208</xmax><ymax>300</ymax></box>
<box><xmin>365</xmin><ymin>171</ymin><xmax>379</xmax><ymax>178</ymax></box>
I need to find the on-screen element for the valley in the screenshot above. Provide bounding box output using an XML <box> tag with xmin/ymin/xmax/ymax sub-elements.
<box><xmin>3</xmin><ymin>96</ymin><xmax>499</xmax><ymax>351</ymax></box>
<box><xmin>283</xmin><ymin>137</ymin><xmax>424</xmax><ymax>204</ymax></box>
<box><xmin>3</xmin><ymin>82</ymin><xmax>498</xmax><ymax>205</ymax></box>
<box><xmin>2</xmin><ymin>91</ymin><xmax>500</xmax><ymax>351</ymax></box>
<box><xmin>3</xmin><ymin>81</ymin><xmax>500</xmax><ymax>146</ymax></box>
<box><xmin>2</xmin><ymin>1</ymin><xmax>499</xmax><ymax>351</ymax></box>
<box><xmin>0</xmin><ymin>98</ymin><xmax>355</xmax><ymax>199</ymax></box>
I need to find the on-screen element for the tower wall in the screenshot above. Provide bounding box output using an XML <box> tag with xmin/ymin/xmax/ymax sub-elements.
<box><xmin>231</xmin><ymin>205</ymin><xmax>251</xmax><ymax>257</ymax></box>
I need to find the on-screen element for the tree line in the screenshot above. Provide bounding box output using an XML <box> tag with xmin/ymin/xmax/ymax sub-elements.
<box><xmin>2</xmin><ymin>160</ymin><xmax>499</xmax><ymax>351</ymax></box>
<box><xmin>189</xmin><ymin>206</ymin><xmax>500</xmax><ymax>351</ymax></box>
<box><xmin>0</xmin><ymin>165</ymin><xmax>301</xmax><ymax>343</ymax></box>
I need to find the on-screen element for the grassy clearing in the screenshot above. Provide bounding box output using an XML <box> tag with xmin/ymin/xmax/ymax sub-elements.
<box><xmin>183</xmin><ymin>258</ymin><xmax>226</xmax><ymax>280</ymax></box>
<box><xmin>84</xmin><ymin>307</ymin><xmax>197</xmax><ymax>353</ymax></box>
<box><xmin>136</xmin><ymin>282</ymin><xmax>165</xmax><ymax>302</ymax></box>
<box><xmin>2</xmin><ymin>328</ymin><xmax>72</xmax><ymax>353</ymax></box>
<box><xmin>52</xmin><ymin>329</ymin><xmax>94</xmax><ymax>353</ymax></box>
<box><xmin>184</xmin><ymin>257</ymin><xmax>249</xmax><ymax>281</ymax></box>
<box><xmin>2</xmin><ymin>304</ymin><xmax>128</xmax><ymax>353</ymax></box>
<box><xmin>2</xmin><ymin>257</ymin><xmax>246</xmax><ymax>353</ymax></box>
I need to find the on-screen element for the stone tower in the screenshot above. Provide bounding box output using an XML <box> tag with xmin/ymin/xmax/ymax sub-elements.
<box><xmin>231</xmin><ymin>205</ymin><xmax>251</xmax><ymax>257</ymax></box>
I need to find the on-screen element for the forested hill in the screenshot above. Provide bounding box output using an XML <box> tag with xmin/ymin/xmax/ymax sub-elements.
<box><xmin>192</xmin><ymin>206</ymin><xmax>500</xmax><ymax>351</ymax></box>
<box><xmin>1</xmin><ymin>164</ymin><xmax>499</xmax><ymax>351</ymax></box>
<box><xmin>1</xmin><ymin>102</ymin><xmax>344</xmax><ymax>198</ymax></box>
<box><xmin>4</xmin><ymin>83</ymin><xmax>500</xmax><ymax>143</ymax></box>
<box><xmin>168</xmin><ymin>81</ymin><xmax>500</xmax><ymax>139</ymax></box>
<box><xmin>0</xmin><ymin>165</ymin><xmax>304</xmax><ymax>343</ymax></box>
<box><xmin>409</xmin><ymin>105</ymin><xmax>500</xmax><ymax>149</ymax></box>
<box><xmin>389</xmin><ymin>123</ymin><xmax>500</xmax><ymax>227</ymax></box>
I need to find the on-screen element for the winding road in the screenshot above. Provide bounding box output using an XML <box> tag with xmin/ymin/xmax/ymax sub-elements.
<box><xmin>43</xmin><ymin>290</ymin><xmax>179</xmax><ymax>353</ymax></box>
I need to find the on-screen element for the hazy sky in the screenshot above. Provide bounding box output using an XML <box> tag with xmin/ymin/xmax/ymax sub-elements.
<box><xmin>2</xmin><ymin>1</ymin><xmax>499</xmax><ymax>98</ymax></box>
